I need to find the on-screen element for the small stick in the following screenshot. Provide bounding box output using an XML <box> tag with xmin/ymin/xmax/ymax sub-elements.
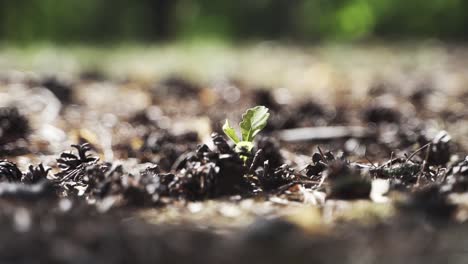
<box><xmin>317</xmin><ymin>146</ymin><xmax>328</xmax><ymax>164</ymax></box>
<box><xmin>273</xmin><ymin>180</ymin><xmax>327</xmax><ymax>195</ymax></box>
<box><xmin>297</xmin><ymin>164</ymin><xmax>310</xmax><ymax>173</ymax></box>
<box><xmin>422</xmin><ymin>143</ymin><xmax>431</xmax><ymax>172</ymax></box>
<box><xmin>389</xmin><ymin>152</ymin><xmax>394</xmax><ymax>169</ymax></box>
<box><xmin>387</xmin><ymin>152</ymin><xmax>395</xmax><ymax>177</ymax></box>
<box><xmin>364</xmin><ymin>153</ymin><xmax>377</xmax><ymax>169</ymax></box>
<box><xmin>277</xmin><ymin>126</ymin><xmax>372</xmax><ymax>142</ymax></box>
<box><xmin>376</xmin><ymin>157</ymin><xmax>402</xmax><ymax>170</ymax></box>
<box><xmin>440</xmin><ymin>168</ymin><xmax>448</xmax><ymax>183</ymax></box>
<box><xmin>405</xmin><ymin>143</ymin><xmax>431</xmax><ymax>163</ymax></box>
<box><xmin>417</xmin><ymin>143</ymin><xmax>432</xmax><ymax>186</ymax></box>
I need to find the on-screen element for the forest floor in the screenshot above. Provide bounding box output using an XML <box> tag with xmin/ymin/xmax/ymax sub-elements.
<box><xmin>1</xmin><ymin>42</ymin><xmax>468</xmax><ymax>263</ymax></box>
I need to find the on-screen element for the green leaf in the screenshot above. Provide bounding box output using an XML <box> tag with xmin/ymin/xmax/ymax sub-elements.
<box><xmin>222</xmin><ymin>119</ymin><xmax>240</xmax><ymax>143</ymax></box>
<box><xmin>239</xmin><ymin>106</ymin><xmax>270</xmax><ymax>142</ymax></box>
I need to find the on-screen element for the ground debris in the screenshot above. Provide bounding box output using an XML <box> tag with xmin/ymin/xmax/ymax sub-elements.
<box><xmin>396</xmin><ymin>185</ymin><xmax>456</xmax><ymax>224</ymax></box>
<box><xmin>0</xmin><ymin>107</ymin><xmax>30</xmax><ymax>156</ymax></box>
<box><xmin>0</xmin><ymin>160</ymin><xmax>23</xmax><ymax>182</ymax></box>
<box><xmin>139</xmin><ymin>130</ymin><xmax>199</xmax><ymax>171</ymax></box>
<box><xmin>40</xmin><ymin>76</ymin><xmax>74</xmax><ymax>104</ymax></box>
<box><xmin>2</xmin><ymin>65</ymin><xmax>468</xmax><ymax>263</ymax></box>
<box><xmin>325</xmin><ymin>159</ymin><xmax>371</xmax><ymax>200</ymax></box>
<box><xmin>418</xmin><ymin>130</ymin><xmax>452</xmax><ymax>166</ymax></box>
<box><xmin>0</xmin><ymin>107</ymin><xmax>30</xmax><ymax>144</ymax></box>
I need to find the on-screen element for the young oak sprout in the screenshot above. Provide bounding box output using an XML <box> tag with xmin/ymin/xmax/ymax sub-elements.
<box><xmin>222</xmin><ymin>106</ymin><xmax>270</xmax><ymax>157</ymax></box>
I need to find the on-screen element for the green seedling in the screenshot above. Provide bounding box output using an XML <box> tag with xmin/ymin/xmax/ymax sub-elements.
<box><xmin>223</xmin><ymin>106</ymin><xmax>270</xmax><ymax>161</ymax></box>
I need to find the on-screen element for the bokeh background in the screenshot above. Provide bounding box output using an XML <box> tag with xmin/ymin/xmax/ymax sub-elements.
<box><xmin>1</xmin><ymin>0</ymin><xmax>468</xmax><ymax>44</ymax></box>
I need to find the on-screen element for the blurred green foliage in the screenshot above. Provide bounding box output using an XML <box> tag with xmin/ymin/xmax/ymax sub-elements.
<box><xmin>1</xmin><ymin>0</ymin><xmax>467</xmax><ymax>43</ymax></box>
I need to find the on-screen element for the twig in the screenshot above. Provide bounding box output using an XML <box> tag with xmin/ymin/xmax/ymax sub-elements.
<box><xmin>364</xmin><ymin>153</ymin><xmax>377</xmax><ymax>169</ymax></box>
<box><xmin>405</xmin><ymin>143</ymin><xmax>431</xmax><ymax>163</ymax></box>
<box><xmin>439</xmin><ymin>168</ymin><xmax>448</xmax><ymax>183</ymax></box>
<box><xmin>317</xmin><ymin>146</ymin><xmax>327</xmax><ymax>164</ymax></box>
<box><xmin>277</xmin><ymin>126</ymin><xmax>373</xmax><ymax>142</ymax></box>
<box><xmin>389</xmin><ymin>151</ymin><xmax>394</xmax><ymax>169</ymax></box>
<box><xmin>273</xmin><ymin>180</ymin><xmax>326</xmax><ymax>195</ymax></box>
<box><xmin>376</xmin><ymin>157</ymin><xmax>403</xmax><ymax>170</ymax></box>
<box><xmin>422</xmin><ymin>143</ymin><xmax>431</xmax><ymax>172</ymax></box>
<box><xmin>416</xmin><ymin>143</ymin><xmax>432</xmax><ymax>186</ymax></box>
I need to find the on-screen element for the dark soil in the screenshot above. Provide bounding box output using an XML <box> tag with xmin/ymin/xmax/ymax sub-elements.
<box><xmin>1</xmin><ymin>70</ymin><xmax>468</xmax><ymax>263</ymax></box>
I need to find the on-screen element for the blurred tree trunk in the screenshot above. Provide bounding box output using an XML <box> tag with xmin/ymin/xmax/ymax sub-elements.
<box><xmin>147</xmin><ymin>0</ymin><xmax>178</xmax><ymax>40</ymax></box>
